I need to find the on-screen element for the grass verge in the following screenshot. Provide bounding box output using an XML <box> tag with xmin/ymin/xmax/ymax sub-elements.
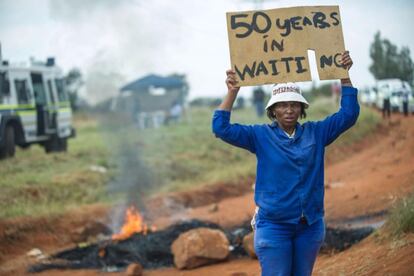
<box><xmin>387</xmin><ymin>194</ymin><xmax>414</xmax><ymax>237</ymax></box>
<box><xmin>0</xmin><ymin>114</ymin><xmax>112</xmax><ymax>218</ymax></box>
<box><xmin>0</xmin><ymin>99</ymin><xmax>381</xmax><ymax>218</ymax></box>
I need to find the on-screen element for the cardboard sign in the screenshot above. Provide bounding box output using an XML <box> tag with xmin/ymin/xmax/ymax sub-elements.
<box><xmin>226</xmin><ymin>6</ymin><xmax>348</xmax><ymax>86</ymax></box>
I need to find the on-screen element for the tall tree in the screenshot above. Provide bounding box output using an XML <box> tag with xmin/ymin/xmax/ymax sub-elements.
<box><xmin>369</xmin><ymin>31</ymin><xmax>414</xmax><ymax>85</ymax></box>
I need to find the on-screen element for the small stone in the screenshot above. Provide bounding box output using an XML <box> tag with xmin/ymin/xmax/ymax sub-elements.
<box><xmin>27</xmin><ymin>248</ymin><xmax>42</xmax><ymax>257</ymax></box>
<box><xmin>36</xmin><ymin>254</ymin><xmax>48</xmax><ymax>261</ymax></box>
<box><xmin>126</xmin><ymin>263</ymin><xmax>143</xmax><ymax>276</ymax></box>
<box><xmin>71</xmin><ymin>220</ymin><xmax>111</xmax><ymax>243</ymax></box>
<box><xmin>89</xmin><ymin>165</ymin><xmax>107</xmax><ymax>173</ymax></box>
<box><xmin>208</xmin><ymin>203</ymin><xmax>219</xmax><ymax>213</ymax></box>
<box><xmin>242</xmin><ymin>232</ymin><xmax>256</xmax><ymax>259</ymax></box>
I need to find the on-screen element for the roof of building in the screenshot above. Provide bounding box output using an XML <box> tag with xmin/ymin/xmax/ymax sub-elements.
<box><xmin>120</xmin><ymin>74</ymin><xmax>186</xmax><ymax>92</ymax></box>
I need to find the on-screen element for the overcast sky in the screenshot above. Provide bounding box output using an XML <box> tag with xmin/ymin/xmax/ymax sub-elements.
<box><xmin>0</xmin><ymin>0</ymin><xmax>413</xmax><ymax>103</ymax></box>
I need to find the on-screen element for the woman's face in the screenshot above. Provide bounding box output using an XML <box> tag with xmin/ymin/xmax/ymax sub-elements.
<box><xmin>271</xmin><ymin>101</ymin><xmax>302</xmax><ymax>130</ymax></box>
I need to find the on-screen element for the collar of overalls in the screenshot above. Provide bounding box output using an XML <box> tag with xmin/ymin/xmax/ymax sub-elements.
<box><xmin>268</xmin><ymin>121</ymin><xmax>304</xmax><ymax>142</ymax></box>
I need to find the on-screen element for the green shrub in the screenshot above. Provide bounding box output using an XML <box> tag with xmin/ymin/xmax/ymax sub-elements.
<box><xmin>387</xmin><ymin>194</ymin><xmax>414</xmax><ymax>237</ymax></box>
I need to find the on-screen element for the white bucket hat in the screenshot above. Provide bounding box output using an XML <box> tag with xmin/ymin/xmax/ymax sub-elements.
<box><xmin>265</xmin><ymin>82</ymin><xmax>309</xmax><ymax>110</ymax></box>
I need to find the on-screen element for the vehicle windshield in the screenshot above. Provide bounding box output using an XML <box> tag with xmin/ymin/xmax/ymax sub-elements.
<box><xmin>55</xmin><ymin>78</ymin><xmax>68</xmax><ymax>102</ymax></box>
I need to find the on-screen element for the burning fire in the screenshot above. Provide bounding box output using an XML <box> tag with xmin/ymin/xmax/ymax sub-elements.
<box><xmin>112</xmin><ymin>206</ymin><xmax>156</xmax><ymax>240</ymax></box>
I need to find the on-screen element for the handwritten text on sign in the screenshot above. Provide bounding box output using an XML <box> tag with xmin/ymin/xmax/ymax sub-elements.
<box><xmin>226</xmin><ymin>6</ymin><xmax>348</xmax><ymax>86</ymax></box>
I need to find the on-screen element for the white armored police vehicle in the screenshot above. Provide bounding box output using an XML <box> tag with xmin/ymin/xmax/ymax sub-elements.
<box><xmin>0</xmin><ymin>53</ymin><xmax>75</xmax><ymax>159</ymax></box>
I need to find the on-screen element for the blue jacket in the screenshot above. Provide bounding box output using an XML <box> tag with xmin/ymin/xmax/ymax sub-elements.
<box><xmin>212</xmin><ymin>86</ymin><xmax>359</xmax><ymax>225</ymax></box>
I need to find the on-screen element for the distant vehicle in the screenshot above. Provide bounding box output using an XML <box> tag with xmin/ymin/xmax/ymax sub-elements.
<box><xmin>0</xmin><ymin>57</ymin><xmax>76</xmax><ymax>159</ymax></box>
<box><xmin>375</xmin><ymin>79</ymin><xmax>413</xmax><ymax>112</ymax></box>
<box><xmin>359</xmin><ymin>87</ymin><xmax>377</xmax><ymax>107</ymax></box>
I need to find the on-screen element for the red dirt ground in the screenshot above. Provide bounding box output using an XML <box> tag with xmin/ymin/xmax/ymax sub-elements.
<box><xmin>1</xmin><ymin>113</ymin><xmax>413</xmax><ymax>276</ymax></box>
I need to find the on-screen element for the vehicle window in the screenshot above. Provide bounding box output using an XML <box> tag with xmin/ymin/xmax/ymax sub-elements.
<box><xmin>30</xmin><ymin>73</ymin><xmax>48</xmax><ymax>105</ymax></box>
<box><xmin>32</xmin><ymin>83</ymin><xmax>46</xmax><ymax>105</ymax></box>
<box><xmin>0</xmin><ymin>71</ymin><xmax>10</xmax><ymax>104</ymax></box>
<box><xmin>47</xmin><ymin>80</ymin><xmax>56</xmax><ymax>103</ymax></box>
<box><xmin>55</xmin><ymin>78</ymin><xmax>68</xmax><ymax>102</ymax></box>
<box><xmin>15</xmin><ymin>79</ymin><xmax>30</xmax><ymax>104</ymax></box>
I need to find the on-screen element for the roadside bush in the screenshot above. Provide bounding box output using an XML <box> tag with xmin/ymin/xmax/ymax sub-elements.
<box><xmin>387</xmin><ymin>194</ymin><xmax>414</xmax><ymax>236</ymax></box>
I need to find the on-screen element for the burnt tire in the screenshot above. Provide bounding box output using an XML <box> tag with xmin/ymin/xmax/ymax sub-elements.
<box><xmin>0</xmin><ymin>126</ymin><xmax>16</xmax><ymax>159</ymax></box>
<box><xmin>59</xmin><ymin>138</ymin><xmax>67</xmax><ymax>152</ymax></box>
<box><xmin>45</xmin><ymin>136</ymin><xmax>67</xmax><ymax>153</ymax></box>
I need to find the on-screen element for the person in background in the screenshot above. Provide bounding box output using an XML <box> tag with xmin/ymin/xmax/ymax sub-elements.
<box><xmin>234</xmin><ymin>96</ymin><xmax>245</xmax><ymax>110</ymax></box>
<box><xmin>212</xmin><ymin>51</ymin><xmax>358</xmax><ymax>276</ymax></box>
<box><xmin>166</xmin><ymin>100</ymin><xmax>183</xmax><ymax>125</ymax></box>
<box><xmin>402</xmin><ymin>90</ymin><xmax>409</xmax><ymax>117</ymax></box>
<box><xmin>253</xmin><ymin>87</ymin><xmax>266</xmax><ymax>117</ymax></box>
<box><xmin>382</xmin><ymin>89</ymin><xmax>391</xmax><ymax>119</ymax></box>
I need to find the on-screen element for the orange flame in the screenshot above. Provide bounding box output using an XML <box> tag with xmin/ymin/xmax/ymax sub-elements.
<box><xmin>112</xmin><ymin>206</ymin><xmax>156</xmax><ymax>240</ymax></box>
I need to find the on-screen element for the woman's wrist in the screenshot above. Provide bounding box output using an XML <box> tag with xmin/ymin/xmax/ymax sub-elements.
<box><xmin>341</xmin><ymin>78</ymin><xmax>353</xmax><ymax>87</ymax></box>
<box><xmin>218</xmin><ymin>91</ymin><xmax>238</xmax><ymax>111</ymax></box>
<box><xmin>228</xmin><ymin>89</ymin><xmax>239</xmax><ymax>97</ymax></box>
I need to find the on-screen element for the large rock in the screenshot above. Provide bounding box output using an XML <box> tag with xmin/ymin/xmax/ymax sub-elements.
<box><xmin>126</xmin><ymin>263</ymin><xmax>143</xmax><ymax>276</ymax></box>
<box><xmin>242</xmin><ymin>232</ymin><xmax>256</xmax><ymax>259</ymax></box>
<box><xmin>171</xmin><ymin>227</ymin><xmax>230</xmax><ymax>269</ymax></box>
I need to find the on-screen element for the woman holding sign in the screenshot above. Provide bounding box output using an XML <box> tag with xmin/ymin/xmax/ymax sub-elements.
<box><xmin>212</xmin><ymin>51</ymin><xmax>357</xmax><ymax>276</ymax></box>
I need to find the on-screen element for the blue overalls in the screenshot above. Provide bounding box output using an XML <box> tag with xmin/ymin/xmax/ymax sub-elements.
<box><xmin>212</xmin><ymin>86</ymin><xmax>359</xmax><ymax>275</ymax></box>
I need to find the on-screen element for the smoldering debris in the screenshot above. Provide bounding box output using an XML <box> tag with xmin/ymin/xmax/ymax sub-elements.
<box><xmin>28</xmin><ymin>220</ymin><xmax>222</xmax><ymax>273</ymax></box>
<box><xmin>28</xmin><ymin>219</ymin><xmax>374</xmax><ymax>273</ymax></box>
<box><xmin>322</xmin><ymin>226</ymin><xmax>374</xmax><ymax>252</ymax></box>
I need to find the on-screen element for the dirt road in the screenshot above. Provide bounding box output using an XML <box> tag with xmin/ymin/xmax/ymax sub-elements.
<box><xmin>1</xmin><ymin>113</ymin><xmax>413</xmax><ymax>275</ymax></box>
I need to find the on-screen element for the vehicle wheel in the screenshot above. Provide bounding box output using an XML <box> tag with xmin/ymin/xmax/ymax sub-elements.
<box><xmin>20</xmin><ymin>143</ymin><xmax>31</xmax><ymax>150</ymax></box>
<box><xmin>45</xmin><ymin>135</ymin><xmax>59</xmax><ymax>153</ymax></box>
<box><xmin>45</xmin><ymin>136</ymin><xmax>67</xmax><ymax>153</ymax></box>
<box><xmin>59</xmin><ymin>138</ymin><xmax>67</xmax><ymax>152</ymax></box>
<box><xmin>0</xmin><ymin>146</ymin><xmax>6</xmax><ymax>159</ymax></box>
<box><xmin>0</xmin><ymin>126</ymin><xmax>16</xmax><ymax>159</ymax></box>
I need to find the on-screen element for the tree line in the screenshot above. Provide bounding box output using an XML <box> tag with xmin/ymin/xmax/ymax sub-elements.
<box><xmin>370</xmin><ymin>31</ymin><xmax>414</xmax><ymax>86</ymax></box>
